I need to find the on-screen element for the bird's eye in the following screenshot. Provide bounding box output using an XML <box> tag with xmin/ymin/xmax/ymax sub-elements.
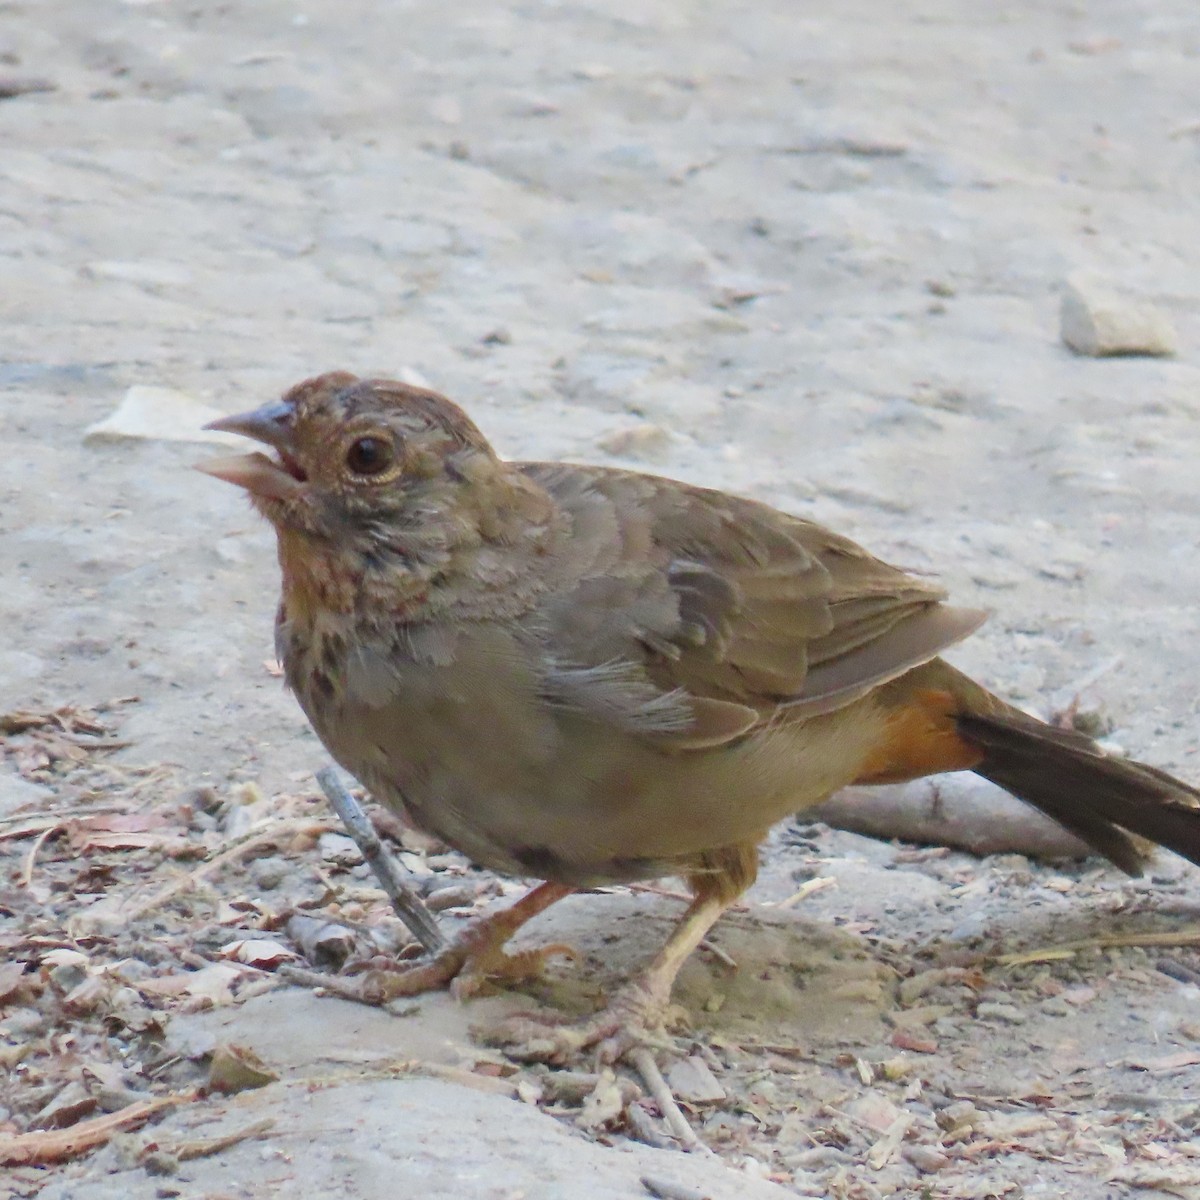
<box><xmin>345</xmin><ymin>436</ymin><xmax>393</xmax><ymax>477</ymax></box>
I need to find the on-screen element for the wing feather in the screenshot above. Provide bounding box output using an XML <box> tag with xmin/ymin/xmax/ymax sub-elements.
<box><xmin>521</xmin><ymin>463</ymin><xmax>984</xmax><ymax>745</ymax></box>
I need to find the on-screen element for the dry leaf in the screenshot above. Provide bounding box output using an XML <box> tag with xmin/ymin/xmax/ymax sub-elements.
<box><xmin>40</xmin><ymin>948</ymin><xmax>89</xmax><ymax>971</ymax></box>
<box><xmin>138</xmin><ymin>963</ymin><xmax>242</xmax><ymax>1006</ymax></box>
<box><xmin>208</xmin><ymin>1043</ymin><xmax>278</xmax><ymax>1093</ymax></box>
<box><xmin>218</xmin><ymin>939</ymin><xmax>299</xmax><ymax>968</ymax></box>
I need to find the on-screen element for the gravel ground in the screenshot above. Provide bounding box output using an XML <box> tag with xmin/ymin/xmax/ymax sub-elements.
<box><xmin>3</xmin><ymin>2</ymin><xmax>1200</xmax><ymax>1197</ymax></box>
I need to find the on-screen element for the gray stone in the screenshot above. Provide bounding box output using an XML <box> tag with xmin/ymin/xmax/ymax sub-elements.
<box><xmin>1060</xmin><ymin>275</ymin><xmax>1177</xmax><ymax>357</ymax></box>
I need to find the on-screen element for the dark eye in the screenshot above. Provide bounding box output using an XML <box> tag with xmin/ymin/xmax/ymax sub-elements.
<box><xmin>345</xmin><ymin>436</ymin><xmax>393</xmax><ymax>477</ymax></box>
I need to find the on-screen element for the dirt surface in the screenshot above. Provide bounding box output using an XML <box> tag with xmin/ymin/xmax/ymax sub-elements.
<box><xmin>4</xmin><ymin>1</ymin><xmax>1200</xmax><ymax>1196</ymax></box>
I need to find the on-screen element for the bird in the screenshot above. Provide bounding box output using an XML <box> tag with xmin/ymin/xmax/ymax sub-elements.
<box><xmin>199</xmin><ymin>371</ymin><xmax>1200</xmax><ymax>1060</ymax></box>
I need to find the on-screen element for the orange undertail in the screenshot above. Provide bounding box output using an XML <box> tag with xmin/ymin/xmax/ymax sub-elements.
<box><xmin>852</xmin><ymin>660</ymin><xmax>1200</xmax><ymax>876</ymax></box>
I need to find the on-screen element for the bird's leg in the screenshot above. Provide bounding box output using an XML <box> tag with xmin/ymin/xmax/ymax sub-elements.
<box><xmin>482</xmin><ymin>844</ymin><xmax>757</xmax><ymax>1063</ymax></box>
<box><xmin>344</xmin><ymin>880</ymin><xmax>577</xmax><ymax>1003</ymax></box>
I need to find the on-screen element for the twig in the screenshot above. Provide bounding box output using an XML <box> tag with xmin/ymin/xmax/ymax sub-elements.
<box><xmin>277</xmin><ymin>963</ymin><xmax>377</xmax><ymax>1002</ymax></box>
<box><xmin>0</xmin><ymin>1092</ymin><xmax>191</xmax><ymax>1166</ymax></box>
<box><xmin>626</xmin><ymin>882</ymin><xmax>693</xmax><ymax>903</ymax></box>
<box><xmin>768</xmin><ymin>876</ymin><xmax>836</xmax><ymax>909</ymax></box>
<box><xmin>995</xmin><ymin>927</ymin><xmax>1200</xmax><ymax>967</ymax></box>
<box><xmin>867</xmin><ymin>1112</ymin><xmax>914</xmax><ymax>1170</ymax></box>
<box><xmin>0</xmin><ymin>804</ymin><xmax>129</xmax><ymax>828</ymax></box>
<box><xmin>20</xmin><ymin>823</ymin><xmax>61</xmax><ymax>887</ymax></box>
<box><xmin>628</xmin><ymin>1048</ymin><xmax>709</xmax><ymax>1154</ymax></box>
<box><xmin>316</xmin><ymin>766</ymin><xmax>445</xmax><ymax>955</ymax></box>
<box><xmin>389</xmin><ymin>1059</ymin><xmax>520</xmax><ymax>1097</ymax></box>
<box><xmin>699</xmin><ymin>939</ymin><xmax>738</xmax><ymax>971</ymax></box>
<box><xmin>169</xmin><ymin>1117</ymin><xmax>275</xmax><ymax>1162</ymax></box>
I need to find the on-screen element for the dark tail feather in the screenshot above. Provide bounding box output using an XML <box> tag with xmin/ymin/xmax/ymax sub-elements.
<box><xmin>958</xmin><ymin>710</ymin><xmax>1200</xmax><ymax>876</ymax></box>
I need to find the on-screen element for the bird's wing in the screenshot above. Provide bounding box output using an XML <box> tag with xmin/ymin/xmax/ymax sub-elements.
<box><xmin>521</xmin><ymin>462</ymin><xmax>986</xmax><ymax>747</ymax></box>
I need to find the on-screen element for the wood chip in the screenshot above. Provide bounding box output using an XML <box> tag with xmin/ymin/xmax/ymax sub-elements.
<box><xmin>0</xmin><ymin>1093</ymin><xmax>189</xmax><ymax>1165</ymax></box>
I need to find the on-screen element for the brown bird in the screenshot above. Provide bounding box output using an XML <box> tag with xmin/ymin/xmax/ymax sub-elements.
<box><xmin>200</xmin><ymin>371</ymin><xmax>1200</xmax><ymax>1059</ymax></box>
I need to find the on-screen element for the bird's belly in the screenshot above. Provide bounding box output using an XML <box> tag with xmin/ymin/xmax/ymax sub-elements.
<box><xmin>289</xmin><ymin>632</ymin><xmax>883</xmax><ymax>886</ymax></box>
<box><xmin>324</xmin><ymin>701</ymin><xmax>881</xmax><ymax>887</ymax></box>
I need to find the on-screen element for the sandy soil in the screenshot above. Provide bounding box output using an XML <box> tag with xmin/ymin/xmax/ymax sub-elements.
<box><xmin>4</xmin><ymin>1</ymin><xmax>1200</xmax><ymax>1196</ymax></box>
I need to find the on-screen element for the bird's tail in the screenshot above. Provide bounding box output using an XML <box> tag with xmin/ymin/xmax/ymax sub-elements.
<box><xmin>940</xmin><ymin>662</ymin><xmax>1200</xmax><ymax>875</ymax></box>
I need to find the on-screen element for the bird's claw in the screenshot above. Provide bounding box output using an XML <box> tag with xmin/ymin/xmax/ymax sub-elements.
<box><xmin>476</xmin><ymin>979</ymin><xmax>689</xmax><ymax>1064</ymax></box>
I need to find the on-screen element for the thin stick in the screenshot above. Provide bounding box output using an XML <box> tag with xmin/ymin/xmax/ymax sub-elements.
<box><xmin>172</xmin><ymin>1118</ymin><xmax>276</xmax><ymax>1162</ymax></box>
<box><xmin>628</xmin><ymin>1047</ymin><xmax>708</xmax><ymax>1154</ymax></box>
<box><xmin>995</xmin><ymin>927</ymin><xmax>1200</xmax><ymax>967</ymax></box>
<box><xmin>0</xmin><ymin>1092</ymin><xmax>190</xmax><ymax>1166</ymax></box>
<box><xmin>316</xmin><ymin>767</ymin><xmax>445</xmax><ymax>955</ymax></box>
<box><xmin>0</xmin><ymin>804</ymin><xmax>129</xmax><ymax>828</ymax></box>
<box><xmin>20</xmin><ymin>824</ymin><xmax>60</xmax><ymax>887</ymax></box>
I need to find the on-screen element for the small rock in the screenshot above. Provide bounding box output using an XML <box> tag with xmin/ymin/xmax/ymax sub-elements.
<box><xmin>889</xmin><ymin>1003</ymin><xmax>955</xmax><ymax>1029</ymax></box>
<box><xmin>903</xmin><ymin>1143</ymin><xmax>950</xmax><ymax>1173</ymax></box>
<box><xmin>665</xmin><ymin>1054</ymin><xmax>727</xmax><ymax>1104</ymax></box>
<box><xmin>936</xmin><ymin>1099</ymin><xmax>981</xmax><ymax>1131</ymax></box>
<box><xmin>425</xmin><ymin>884</ymin><xmax>478</xmax><ymax>911</ymax></box>
<box><xmin>976</xmin><ymin>1000</ymin><xmax>1026</xmax><ymax>1025</ymax></box>
<box><xmin>251</xmin><ymin>857</ymin><xmax>288</xmax><ymax>891</ymax></box>
<box><xmin>1060</xmin><ymin>275</ymin><xmax>1177</xmax><ymax>358</ymax></box>
<box><xmin>286</xmin><ymin>915</ymin><xmax>358</xmax><ymax>969</ymax></box>
<box><xmin>596</xmin><ymin>423</ymin><xmax>672</xmax><ymax>462</ymax></box>
<box><xmin>880</xmin><ymin>1055</ymin><xmax>916</xmax><ymax>1081</ymax></box>
<box><xmin>318</xmin><ymin>832</ymin><xmax>363</xmax><ymax>867</ymax></box>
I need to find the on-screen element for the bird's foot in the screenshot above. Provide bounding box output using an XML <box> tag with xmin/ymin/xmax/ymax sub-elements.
<box><xmin>353</xmin><ymin>921</ymin><xmax>576</xmax><ymax>1004</ymax></box>
<box><xmin>283</xmin><ymin>881</ymin><xmax>576</xmax><ymax>1006</ymax></box>
<box><xmin>284</xmin><ymin>915</ymin><xmax>574</xmax><ymax>1008</ymax></box>
<box><xmin>476</xmin><ymin>976</ymin><xmax>690</xmax><ymax>1064</ymax></box>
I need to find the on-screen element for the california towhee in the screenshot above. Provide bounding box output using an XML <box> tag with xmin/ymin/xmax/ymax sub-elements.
<box><xmin>200</xmin><ymin>372</ymin><xmax>1200</xmax><ymax>1059</ymax></box>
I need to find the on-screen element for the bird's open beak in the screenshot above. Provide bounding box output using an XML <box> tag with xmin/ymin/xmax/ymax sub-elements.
<box><xmin>195</xmin><ymin>401</ymin><xmax>307</xmax><ymax>500</ymax></box>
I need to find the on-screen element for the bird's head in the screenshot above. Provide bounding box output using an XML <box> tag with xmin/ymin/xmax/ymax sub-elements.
<box><xmin>197</xmin><ymin>372</ymin><xmax>500</xmax><ymax>544</ymax></box>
